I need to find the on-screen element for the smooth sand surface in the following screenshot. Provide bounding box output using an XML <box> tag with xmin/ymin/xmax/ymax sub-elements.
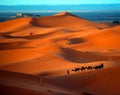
<box><xmin>0</xmin><ymin>12</ymin><xmax>120</xmax><ymax>95</ymax></box>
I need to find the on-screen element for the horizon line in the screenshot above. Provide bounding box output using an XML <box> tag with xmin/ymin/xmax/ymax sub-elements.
<box><xmin>1</xmin><ymin>10</ymin><xmax>120</xmax><ymax>13</ymax></box>
<box><xmin>0</xmin><ymin>3</ymin><xmax>120</xmax><ymax>6</ymax></box>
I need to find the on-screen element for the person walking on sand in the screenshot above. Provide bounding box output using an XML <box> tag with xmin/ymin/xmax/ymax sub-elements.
<box><xmin>67</xmin><ymin>70</ymin><xmax>70</xmax><ymax>75</ymax></box>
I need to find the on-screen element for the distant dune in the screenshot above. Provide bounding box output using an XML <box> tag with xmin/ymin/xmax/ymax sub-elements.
<box><xmin>0</xmin><ymin>12</ymin><xmax>120</xmax><ymax>95</ymax></box>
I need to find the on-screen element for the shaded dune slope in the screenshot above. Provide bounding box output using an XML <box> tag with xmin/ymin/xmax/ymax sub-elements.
<box><xmin>60</xmin><ymin>47</ymin><xmax>120</xmax><ymax>63</ymax></box>
<box><xmin>0</xmin><ymin>70</ymin><xmax>51</xmax><ymax>95</ymax></box>
<box><xmin>44</xmin><ymin>66</ymin><xmax>120</xmax><ymax>95</ymax></box>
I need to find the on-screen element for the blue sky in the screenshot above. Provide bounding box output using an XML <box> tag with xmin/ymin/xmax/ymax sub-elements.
<box><xmin>0</xmin><ymin>0</ymin><xmax>120</xmax><ymax>5</ymax></box>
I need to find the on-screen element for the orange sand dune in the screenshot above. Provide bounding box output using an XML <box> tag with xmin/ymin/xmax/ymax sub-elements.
<box><xmin>30</xmin><ymin>12</ymin><xmax>98</xmax><ymax>28</ymax></box>
<box><xmin>65</xmin><ymin>27</ymin><xmax>120</xmax><ymax>51</ymax></box>
<box><xmin>60</xmin><ymin>47</ymin><xmax>120</xmax><ymax>63</ymax></box>
<box><xmin>44</xmin><ymin>66</ymin><xmax>120</xmax><ymax>95</ymax></box>
<box><xmin>0</xmin><ymin>12</ymin><xmax>120</xmax><ymax>95</ymax></box>
<box><xmin>0</xmin><ymin>17</ymin><xmax>32</xmax><ymax>33</ymax></box>
<box><xmin>98</xmin><ymin>22</ymin><xmax>119</xmax><ymax>29</ymax></box>
<box><xmin>0</xmin><ymin>70</ymin><xmax>51</xmax><ymax>95</ymax></box>
<box><xmin>0</xmin><ymin>49</ymin><xmax>41</xmax><ymax>65</ymax></box>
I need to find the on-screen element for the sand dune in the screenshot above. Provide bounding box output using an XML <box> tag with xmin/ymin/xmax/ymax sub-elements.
<box><xmin>0</xmin><ymin>17</ymin><xmax>32</xmax><ymax>33</ymax></box>
<box><xmin>30</xmin><ymin>12</ymin><xmax>98</xmax><ymax>28</ymax></box>
<box><xmin>60</xmin><ymin>47</ymin><xmax>120</xmax><ymax>63</ymax></box>
<box><xmin>0</xmin><ymin>70</ymin><xmax>51</xmax><ymax>95</ymax></box>
<box><xmin>0</xmin><ymin>12</ymin><xmax>120</xmax><ymax>95</ymax></box>
<box><xmin>44</xmin><ymin>66</ymin><xmax>120</xmax><ymax>95</ymax></box>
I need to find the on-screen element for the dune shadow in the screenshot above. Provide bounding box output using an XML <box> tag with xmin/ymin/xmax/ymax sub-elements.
<box><xmin>68</xmin><ymin>38</ymin><xmax>86</xmax><ymax>45</ymax></box>
<box><xmin>3</xmin><ymin>30</ymin><xmax>59</xmax><ymax>40</ymax></box>
<box><xmin>59</xmin><ymin>47</ymin><xmax>120</xmax><ymax>63</ymax></box>
<box><xmin>30</xmin><ymin>17</ymin><xmax>54</xmax><ymax>28</ymax></box>
<box><xmin>81</xmin><ymin>92</ymin><xmax>93</xmax><ymax>95</ymax></box>
<box><xmin>0</xmin><ymin>41</ymin><xmax>37</xmax><ymax>50</ymax></box>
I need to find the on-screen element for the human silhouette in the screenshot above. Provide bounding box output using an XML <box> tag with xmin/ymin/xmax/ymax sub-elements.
<box><xmin>30</xmin><ymin>33</ymin><xmax>33</xmax><ymax>35</ymax></box>
<box><xmin>67</xmin><ymin>70</ymin><xmax>70</xmax><ymax>75</ymax></box>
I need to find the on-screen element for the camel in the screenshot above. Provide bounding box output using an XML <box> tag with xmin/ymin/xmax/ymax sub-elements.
<box><xmin>72</xmin><ymin>68</ymin><xmax>80</xmax><ymax>72</ymax></box>
<box><xmin>100</xmin><ymin>64</ymin><xmax>104</xmax><ymax>68</ymax></box>
<box><xmin>86</xmin><ymin>66</ymin><xmax>93</xmax><ymax>70</ymax></box>
<box><xmin>80</xmin><ymin>67</ymin><xmax>86</xmax><ymax>71</ymax></box>
<box><xmin>93</xmin><ymin>64</ymin><xmax>104</xmax><ymax>70</ymax></box>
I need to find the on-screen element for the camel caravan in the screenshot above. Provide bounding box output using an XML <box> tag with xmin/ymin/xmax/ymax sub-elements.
<box><xmin>67</xmin><ymin>64</ymin><xmax>104</xmax><ymax>74</ymax></box>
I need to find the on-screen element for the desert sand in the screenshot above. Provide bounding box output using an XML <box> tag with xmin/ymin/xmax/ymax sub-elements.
<box><xmin>0</xmin><ymin>12</ymin><xmax>120</xmax><ymax>95</ymax></box>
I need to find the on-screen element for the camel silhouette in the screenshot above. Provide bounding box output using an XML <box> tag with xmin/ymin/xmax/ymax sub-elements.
<box><xmin>93</xmin><ymin>64</ymin><xmax>104</xmax><ymax>70</ymax></box>
<box><xmin>80</xmin><ymin>67</ymin><xmax>86</xmax><ymax>71</ymax></box>
<box><xmin>86</xmin><ymin>66</ymin><xmax>93</xmax><ymax>70</ymax></box>
<box><xmin>71</xmin><ymin>63</ymin><xmax>104</xmax><ymax>73</ymax></box>
<box><xmin>72</xmin><ymin>68</ymin><xmax>80</xmax><ymax>72</ymax></box>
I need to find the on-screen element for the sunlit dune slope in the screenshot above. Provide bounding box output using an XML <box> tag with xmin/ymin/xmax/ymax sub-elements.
<box><xmin>0</xmin><ymin>17</ymin><xmax>32</xmax><ymax>33</ymax></box>
<box><xmin>30</xmin><ymin>12</ymin><xmax>99</xmax><ymax>28</ymax></box>
<box><xmin>65</xmin><ymin>27</ymin><xmax>120</xmax><ymax>50</ymax></box>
